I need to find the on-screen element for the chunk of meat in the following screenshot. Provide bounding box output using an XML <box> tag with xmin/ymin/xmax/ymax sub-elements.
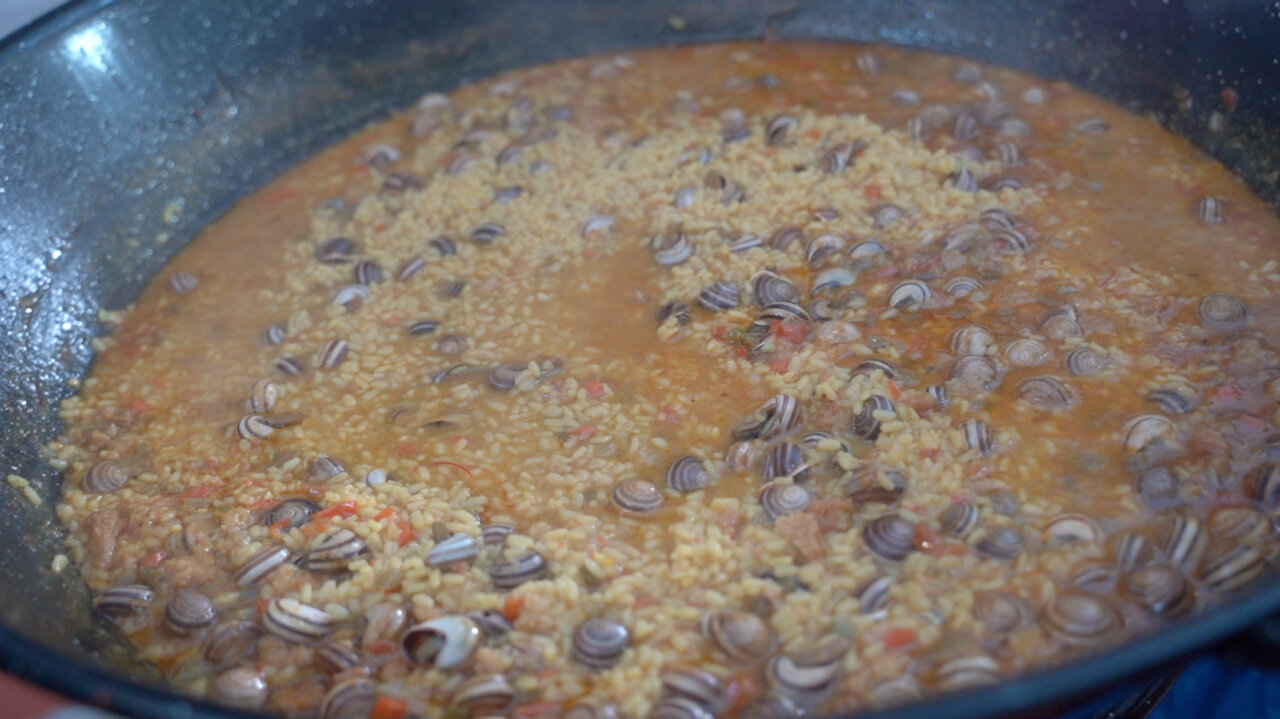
<box><xmin>775</xmin><ymin>512</ymin><xmax>825</xmax><ymax>563</ymax></box>
<box><xmin>899</xmin><ymin>389</ymin><xmax>939</xmax><ymax>414</ymax></box>
<box><xmin>85</xmin><ymin>508</ymin><xmax>123</xmax><ymax>569</ymax></box>
<box><xmin>512</xmin><ymin>592</ymin><xmax>557</xmax><ymax>634</ymax></box>
<box><xmin>714</xmin><ymin>504</ymin><xmax>748</xmax><ymax>541</ymax></box>
<box><xmin>258</xmin><ymin>636</ymin><xmax>315</xmax><ymax>672</ymax></box>
<box><xmin>807</xmin><ymin>496</ymin><xmax>854</xmax><ymax>533</ymax></box>
<box><xmin>268</xmin><ymin>678</ymin><xmax>327</xmax><ymax>719</ymax></box>
<box><xmin>161</xmin><ymin>555</ymin><xmax>218</xmax><ymax>587</ymax></box>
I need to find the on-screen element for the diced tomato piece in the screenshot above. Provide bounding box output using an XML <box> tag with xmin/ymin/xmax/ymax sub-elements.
<box><xmin>1214</xmin><ymin>383</ymin><xmax>1244</xmax><ymax>404</ymax></box>
<box><xmin>179</xmin><ymin>485</ymin><xmax>212</xmax><ymax>500</ymax></box>
<box><xmin>864</xmin><ymin>184</ymin><xmax>882</xmax><ymax>199</ymax></box>
<box><xmin>314</xmin><ymin>501</ymin><xmax>358</xmax><ymax>520</ymax></box>
<box><xmin>769</xmin><ymin>357</ymin><xmax>791</xmax><ymax>374</ymax></box>
<box><xmin>570</xmin><ymin>425</ymin><xmax>596</xmax><ymax>440</ymax></box>
<box><xmin>503</xmin><ymin>593</ymin><xmax>526</xmax><ymax>621</ymax></box>
<box><xmin>914</xmin><ymin>523</ymin><xmax>941</xmax><ymax>552</ymax></box>
<box><xmin>777</xmin><ymin>320</ymin><xmax>806</xmax><ymax>344</ymax></box>
<box><xmin>583</xmin><ymin>380</ymin><xmax>607</xmax><ymax>398</ymax></box>
<box><xmin>370</xmin><ymin>696</ymin><xmax>407</xmax><ymax>719</ymax></box>
<box><xmin>374</xmin><ymin>507</ymin><xmax>398</xmax><ymax>521</ymax></box>
<box><xmin>365</xmin><ymin>639</ymin><xmax>398</xmax><ymax>655</ymax></box>
<box><xmin>914</xmin><ymin>523</ymin><xmax>968</xmax><ymax>556</ymax></box>
<box><xmin>395</xmin><ymin>521</ymin><xmax>416</xmax><ymax>546</ymax></box>
<box><xmin>883</xmin><ymin>627</ymin><xmax>916</xmax><ymax>648</ymax></box>
<box><xmin>140</xmin><ymin>551</ymin><xmax>167</xmax><ymax>568</ymax></box>
<box><xmin>724</xmin><ymin>674</ymin><xmax>765</xmax><ymax>714</ymax></box>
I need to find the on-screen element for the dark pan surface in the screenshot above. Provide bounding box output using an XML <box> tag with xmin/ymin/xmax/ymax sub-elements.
<box><xmin>0</xmin><ymin>1</ymin><xmax>1277</xmax><ymax>716</ymax></box>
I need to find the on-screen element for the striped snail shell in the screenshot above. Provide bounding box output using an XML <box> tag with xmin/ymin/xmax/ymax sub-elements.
<box><xmin>863</xmin><ymin>514</ymin><xmax>916</xmax><ymax>561</ymax></box>
<box><xmin>1200</xmin><ymin>545</ymin><xmax>1266</xmax><ymax>594</ymax></box>
<box><xmin>1040</xmin><ymin>592</ymin><xmax>1123</xmax><ymax>646</ymax></box>
<box><xmin>318</xmin><ymin>679</ymin><xmax>376</xmax><ymax>719</ymax></box>
<box><xmin>652</xmin><ymin>697</ymin><xmax>716</xmax><ymax>719</ymax></box>
<box><xmin>752</xmin><ymin>269</ymin><xmax>800</xmax><ymax>306</ymax></box>
<box><xmin>315</xmin><ymin>641</ymin><xmax>368</xmax><ymax>676</ymax></box>
<box><xmin>247</xmin><ymin>379</ymin><xmax>278</xmax><ymax>413</ymax></box>
<box><xmin>210</xmin><ymin>667</ymin><xmax>269</xmax><ymax>711</ymax></box>
<box><xmin>666</xmin><ymin>456</ymin><xmax>710</xmax><ymax>492</ymax></box>
<box><xmin>203</xmin><ymin>620</ymin><xmax>262</xmax><ymax>668</ymax></box>
<box><xmin>470</xmin><ymin>223</ymin><xmax>508</xmax><ymax>245</ymax></box>
<box><xmin>975</xmin><ymin>526</ymin><xmax>1024</xmax><ymax>560</ymax></box>
<box><xmin>428</xmin><ymin>533</ymin><xmax>480</xmax><ymax>566</ymax></box>
<box><xmin>490</xmin><ymin>549</ymin><xmax>549</xmax><ymax>590</ymax></box>
<box><xmin>732</xmin><ymin>394</ymin><xmax>801</xmax><ymax>443</ymax></box>
<box><xmin>939</xmin><ymin>501</ymin><xmax>979</xmax><ymax>537</ymax></box>
<box><xmin>852</xmin><ymin>395</ymin><xmax>894</xmax><ymax>441</ymax></box>
<box><xmin>1064</xmin><ymin>346</ymin><xmax>1109</xmax><ymax>376</ymax></box>
<box><xmin>82</xmin><ymin>461</ymin><xmax>130</xmax><ymax>493</ymax></box>
<box><xmin>1016</xmin><ymin>376</ymin><xmax>1075</xmax><ymax>411</ymax></box>
<box><xmin>867</xmin><ymin>676</ymin><xmax>923</xmax><ymax>709</ymax></box>
<box><xmin>887</xmin><ymin>280</ymin><xmax>931</xmax><ymax>309</ymax></box>
<box><xmin>759</xmin><ymin>481</ymin><xmax>813</xmax><ymax>521</ymax></box>
<box><xmin>1042</xmin><ymin>514</ymin><xmax>1102</xmax><ymax>545</ymax></box>
<box><xmin>571</xmin><ymin>617</ymin><xmax>631</xmax><ymax>668</ymax></box>
<box><xmin>973</xmin><ymin>592</ymin><xmax>1029</xmax><ymax>634</ymax></box>
<box><xmin>450</xmin><ymin>674</ymin><xmax>516</xmax><ymax>715</ymax></box>
<box><xmin>164</xmin><ymin>588</ymin><xmax>218</xmax><ymax>635</ymax></box>
<box><xmin>263</xmin><ymin>598</ymin><xmax>335</xmax><ymax>643</ymax></box>
<box><xmin>697</xmin><ymin>281</ymin><xmax>741</xmax><ymax>312</ymax></box>
<box><xmin>1197</xmin><ymin>292</ymin><xmax>1249</xmax><ymax>332</ymax></box>
<box><xmin>701</xmin><ymin>610</ymin><xmax>776</xmax><ymax>666</ymax></box>
<box><xmin>301</xmin><ymin>529</ymin><xmax>370</xmax><ymax>572</ymax></box>
<box><xmin>612</xmin><ymin>478</ymin><xmax>663</xmax><ymax>515</ymax></box>
<box><xmin>1118</xmin><ymin>564</ymin><xmax>1194</xmax><ymax>618</ymax></box>
<box><xmin>237</xmin><ymin>414</ymin><xmax>274</xmax><ymax>440</ymax></box>
<box><xmin>661</xmin><ymin>666</ymin><xmax>725</xmax><ymax>712</ymax></box>
<box><xmin>234</xmin><ymin>545</ymin><xmax>292</xmax><ymax>586</ymax></box>
<box><xmin>266</xmin><ymin>498</ymin><xmax>319</xmax><ymax>530</ymax></box>
<box><xmin>566</xmin><ymin>700</ymin><xmax>621</xmax><ymax>719</ymax></box>
<box><xmin>1005</xmin><ymin>338</ymin><xmax>1050</xmax><ymax>367</ymax></box>
<box><xmin>93</xmin><ymin>584</ymin><xmax>154</xmax><ymax>618</ymax></box>
<box><xmin>1161</xmin><ymin>514</ymin><xmax>1209</xmax><ymax>572</ymax></box>
<box><xmin>936</xmin><ymin>655</ymin><xmax>1001</xmax><ymax>691</ymax></box>
<box><xmin>402</xmin><ymin>615</ymin><xmax>481</xmax><ymax>669</ymax></box>
<box><xmin>765</xmin><ymin>113</ymin><xmax>798</xmax><ymax>146</ymax></box>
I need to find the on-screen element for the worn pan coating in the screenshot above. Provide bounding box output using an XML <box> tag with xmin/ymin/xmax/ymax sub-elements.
<box><xmin>0</xmin><ymin>1</ymin><xmax>1278</xmax><ymax>717</ymax></box>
